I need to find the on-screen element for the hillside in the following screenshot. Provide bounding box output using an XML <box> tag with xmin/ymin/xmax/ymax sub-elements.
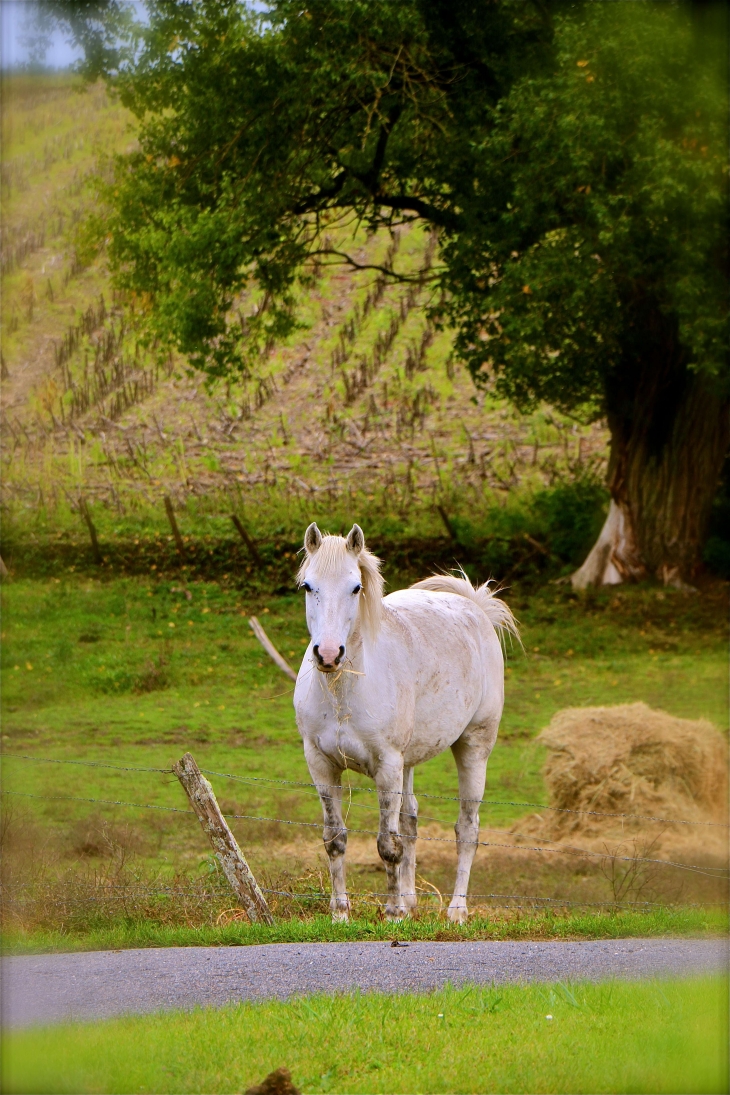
<box><xmin>1</xmin><ymin>74</ymin><xmax>609</xmax><ymax>555</ymax></box>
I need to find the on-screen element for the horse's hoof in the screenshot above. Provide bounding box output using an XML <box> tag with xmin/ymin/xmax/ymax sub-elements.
<box><xmin>446</xmin><ymin>905</ymin><xmax>468</xmax><ymax>925</ymax></box>
<box><xmin>385</xmin><ymin>909</ymin><xmax>410</xmax><ymax>922</ymax></box>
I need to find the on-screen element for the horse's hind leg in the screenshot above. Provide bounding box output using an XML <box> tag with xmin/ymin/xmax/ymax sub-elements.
<box><xmin>304</xmin><ymin>744</ymin><xmax>350</xmax><ymax>921</ymax></box>
<box><xmin>399</xmin><ymin>766</ymin><xmax>418</xmax><ymax>912</ymax></box>
<box><xmin>448</xmin><ymin>734</ymin><xmax>491</xmax><ymax>924</ymax></box>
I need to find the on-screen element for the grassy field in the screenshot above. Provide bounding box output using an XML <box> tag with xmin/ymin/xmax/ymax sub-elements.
<box><xmin>2</xmin><ymin>569</ymin><xmax>727</xmax><ymax>949</ymax></box>
<box><xmin>3</xmin><ymin>977</ymin><xmax>727</xmax><ymax>1094</ymax></box>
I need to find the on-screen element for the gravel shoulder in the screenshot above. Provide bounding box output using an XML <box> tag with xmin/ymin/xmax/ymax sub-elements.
<box><xmin>2</xmin><ymin>938</ymin><xmax>726</xmax><ymax>1029</ymax></box>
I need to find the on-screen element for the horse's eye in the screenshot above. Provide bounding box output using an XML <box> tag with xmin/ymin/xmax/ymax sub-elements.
<box><xmin>352</xmin><ymin>584</ymin><xmax>362</xmax><ymax>595</ymax></box>
<box><xmin>302</xmin><ymin>582</ymin><xmax>312</xmax><ymax>593</ymax></box>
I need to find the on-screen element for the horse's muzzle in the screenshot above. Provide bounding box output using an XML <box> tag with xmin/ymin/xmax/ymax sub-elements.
<box><xmin>313</xmin><ymin>644</ymin><xmax>345</xmax><ymax>673</ymax></box>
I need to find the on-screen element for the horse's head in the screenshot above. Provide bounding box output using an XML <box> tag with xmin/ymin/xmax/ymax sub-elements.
<box><xmin>298</xmin><ymin>523</ymin><xmax>383</xmax><ymax>672</ymax></box>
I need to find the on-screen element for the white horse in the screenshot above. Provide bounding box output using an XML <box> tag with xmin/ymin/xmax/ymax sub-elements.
<box><xmin>293</xmin><ymin>522</ymin><xmax>518</xmax><ymax>922</ymax></box>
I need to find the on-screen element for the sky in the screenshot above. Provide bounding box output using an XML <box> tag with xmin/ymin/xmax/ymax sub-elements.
<box><xmin>1</xmin><ymin>1</ymin><xmax>262</xmax><ymax>70</ymax></box>
<box><xmin>1</xmin><ymin>1</ymin><xmax>82</xmax><ymax>69</ymax></box>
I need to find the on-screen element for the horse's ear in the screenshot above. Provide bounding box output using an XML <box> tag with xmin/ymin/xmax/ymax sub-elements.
<box><xmin>346</xmin><ymin>524</ymin><xmax>365</xmax><ymax>555</ymax></box>
<box><xmin>304</xmin><ymin>523</ymin><xmax>322</xmax><ymax>554</ymax></box>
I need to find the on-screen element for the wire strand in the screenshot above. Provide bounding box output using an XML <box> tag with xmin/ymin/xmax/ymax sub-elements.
<box><xmin>4</xmin><ymin>883</ymin><xmax>713</xmax><ymax>910</ymax></box>
<box><xmin>3</xmin><ymin>789</ymin><xmax>726</xmax><ymax>878</ymax></box>
<box><xmin>3</xmin><ymin>752</ymin><xmax>726</xmax><ymax>829</ymax></box>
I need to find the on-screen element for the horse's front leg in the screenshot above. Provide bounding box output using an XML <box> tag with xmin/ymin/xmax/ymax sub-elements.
<box><xmin>374</xmin><ymin>760</ymin><xmax>407</xmax><ymax>920</ymax></box>
<box><xmin>399</xmin><ymin>766</ymin><xmax>418</xmax><ymax>912</ymax></box>
<box><xmin>448</xmin><ymin>734</ymin><xmax>490</xmax><ymax>924</ymax></box>
<box><xmin>304</xmin><ymin>744</ymin><xmax>350</xmax><ymax>921</ymax></box>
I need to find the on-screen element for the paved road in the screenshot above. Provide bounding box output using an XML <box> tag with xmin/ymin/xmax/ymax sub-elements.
<box><xmin>2</xmin><ymin>939</ymin><xmax>726</xmax><ymax>1028</ymax></box>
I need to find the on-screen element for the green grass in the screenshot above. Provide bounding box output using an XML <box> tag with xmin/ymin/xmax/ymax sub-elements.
<box><xmin>2</xmin><ymin>575</ymin><xmax>725</xmax><ymax>836</ymax></box>
<box><xmin>2</xmin><ymin>977</ymin><xmax>727</xmax><ymax>1094</ymax></box>
<box><xmin>2</xmin><ymin>573</ymin><xmax>727</xmax><ymax>942</ymax></box>
<box><xmin>3</xmin><ymin>907</ymin><xmax>726</xmax><ymax>957</ymax></box>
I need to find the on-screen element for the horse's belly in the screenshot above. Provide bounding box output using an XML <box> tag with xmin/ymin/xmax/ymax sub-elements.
<box><xmin>404</xmin><ymin>685</ymin><xmax>481</xmax><ymax>766</ymax></box>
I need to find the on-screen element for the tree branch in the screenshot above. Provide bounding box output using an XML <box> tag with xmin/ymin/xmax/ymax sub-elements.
<box><xmin>309</xmin><ymin>248</ymin><xmax>441</xmax><ymax>283</ymax></box>
<box><xmin>370</xmin><ymin>193</ymin><xmax>459</xmax><ymax>230</ymax></box>
<box><xmin>363</xmin><ymin>103</ymin><xmax>403</xmax><ymax>192</ymax></box>
<box><xmin>292</xmin><ymin>169</ymin><xmax>349</xmax><ymax>215</ymax></box>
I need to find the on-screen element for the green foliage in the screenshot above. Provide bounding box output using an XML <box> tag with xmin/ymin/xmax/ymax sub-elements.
<box><xmin>34</xmin><ymin>2</ymin><xmax>729</xmax><ymax>572</ymax></box>
<box><xmin>533</xmin><ymin>475</ymin><xmax>608</xmax><ymax>565</ymax></box>
<box><xmin>67</xmin><ymin>0</ymin><xmax>556</xmax><ymax>375</ymax></box>
<box><xmin>62</xmin><ymin>1</ymin><xmax>726</xmax><ymax>411</ymax></box>
<box><xmin>445</xmin><ymin>3</ymin><xmax>728</xmax><ymax>415</ymax></box>
<box><xmin>3</xmin><ymin>978</ymin><xmax>727</xmax><ymax>1094</ymax></box>
<box><xmin>448</xmin><ymin>473</ymin><xmax>608</xmax><ymax>572</ymax></box>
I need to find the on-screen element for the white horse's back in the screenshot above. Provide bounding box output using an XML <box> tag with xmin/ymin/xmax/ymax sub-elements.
<box><xmin>411</xmin><ymin>572</ymin><xmax>520</xmax><ymax>644</ymax></box>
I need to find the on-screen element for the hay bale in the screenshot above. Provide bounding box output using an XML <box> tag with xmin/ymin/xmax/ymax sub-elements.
<box><xmin>516</xmin><ymin>703</ymin><xmax>728</xmax><ymax>862</ymax></box>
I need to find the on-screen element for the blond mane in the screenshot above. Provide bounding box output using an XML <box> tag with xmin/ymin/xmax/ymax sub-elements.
<box><xmin>297</xmin><ymin>534</ymin><xmax>384</xmax><ymax>640</ymax></box>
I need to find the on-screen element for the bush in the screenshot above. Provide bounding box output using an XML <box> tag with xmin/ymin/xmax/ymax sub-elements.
<box><xmin>447</xmin><ymin>473</ymin><xmax>608</xmax><ymax>579</ymax></box>
<box><xmin>532</xmin><ymin>476</ymin><xmax>608</xmax><ymax>566</ymax></box>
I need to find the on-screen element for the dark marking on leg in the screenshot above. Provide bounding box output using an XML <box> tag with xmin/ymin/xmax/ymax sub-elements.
<box><xmin>323</xmin><ymin>825</ymin><xmax>347</xmax><ymax>859</ymax></box>
<box><xmin>377</xmin><ymin>830</ymin><xmax>404</xmax><ymax>865</ymax></box>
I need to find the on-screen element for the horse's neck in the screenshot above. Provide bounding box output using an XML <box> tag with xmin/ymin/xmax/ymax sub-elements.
<box><xmin>347</xmin><ymin>623</ymin><xmax>365</xmax><ymax>668</ymax></box>
<box><xmin>350</xmin><ymin>601</ymin><xmax>397</xmax><ymax>669</ymax></box>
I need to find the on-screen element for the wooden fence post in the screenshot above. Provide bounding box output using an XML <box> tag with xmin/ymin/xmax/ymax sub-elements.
<box><xmin>231</xmin><ymin>514</ymin><xmax>263</xmax><ymax>566</ymax></box>
<box><xmin>164</xmin><ymin>495</ymin><xmax>186</xmax><ymax>556</ymax></box>
<box><xmin>79</xmin><ymin>497</ymin><xmax>102</xmax><ymax>564</ymax></box>
<box><xmin>173</xmin><ymin>752</ymin><xmax>274</xmax><ymax>924</ymax></box>
<box><xmin>436</xmin><ymin>504</ymin><xmax>456</xmax><ymax>542</ymax></box>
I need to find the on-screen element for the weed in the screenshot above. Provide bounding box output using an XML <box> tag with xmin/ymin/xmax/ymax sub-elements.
<box><xmin>132</xmin><ymin>652</ymin><xmax>170</xmax><ymax>694</ymax></box>
<box><xmin>601</xmin><ymin>833</ymin><xmax>670</xmax><ymax>905</ymax></box>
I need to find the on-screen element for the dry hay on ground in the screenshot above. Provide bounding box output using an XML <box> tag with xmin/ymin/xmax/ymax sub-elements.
<box><xmin>515</xmin><ymin>703</ymin><xmax>728</xmax><ymax>868</ymax></box>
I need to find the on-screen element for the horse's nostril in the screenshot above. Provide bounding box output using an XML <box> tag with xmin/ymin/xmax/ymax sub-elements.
<box><xmin>313</xmin><ymin>643</ymin><xmax>343</xmax><ymax>669</ymax></box>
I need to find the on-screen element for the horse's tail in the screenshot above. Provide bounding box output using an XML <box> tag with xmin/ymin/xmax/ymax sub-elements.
<box><xmin>411</xmin><ymin>571</ymin><xmax>521</xmax><ymax>646</ymax></box>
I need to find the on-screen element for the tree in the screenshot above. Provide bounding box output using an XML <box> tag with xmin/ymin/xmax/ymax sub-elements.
<box><xmin>442</xmin><ymin>3</ymin><xmax>728</xmax><ymax>588</ymax></box>
<box><xmin>50</xmin><ymin>0</ymin><xmax>727</xmax><ymax>585</ymax></box>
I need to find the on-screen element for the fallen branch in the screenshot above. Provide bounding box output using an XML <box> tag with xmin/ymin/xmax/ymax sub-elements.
<box><xmin>249</xmin><ymin>615</ymin><xmax>298</xmax><ymax>682</ymax></box>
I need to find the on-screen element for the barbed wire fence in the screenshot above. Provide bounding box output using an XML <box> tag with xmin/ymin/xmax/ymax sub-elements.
<box><xmin>1</xmin><ymin>750</ymin><xmax>728</xmax><ymax>929</ymax></box>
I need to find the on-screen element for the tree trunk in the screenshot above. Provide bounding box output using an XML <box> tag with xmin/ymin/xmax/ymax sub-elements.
<box><xmin>573</xmin><ymin>365</ymin><xmax>730</xmax><ymax>590</ymax></box>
